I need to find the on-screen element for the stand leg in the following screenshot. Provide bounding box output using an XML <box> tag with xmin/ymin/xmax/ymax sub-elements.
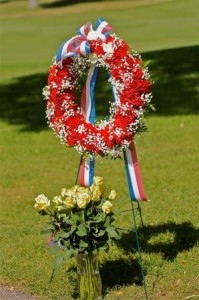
<box><xmin>131</xmin><ymin>201</ymin><xmax>149</xmax><ymax>300</ymax></box>
<box><xmin>75</xmin><ymin>155</ymin><xmax>83</xmax><ymax>185</ymax></box>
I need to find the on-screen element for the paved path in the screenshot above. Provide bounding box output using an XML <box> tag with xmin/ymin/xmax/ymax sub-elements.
<box><xmin>0</xmin><ymin>286</ymin><xmax>38</xmax><ymax>300</ymax></box>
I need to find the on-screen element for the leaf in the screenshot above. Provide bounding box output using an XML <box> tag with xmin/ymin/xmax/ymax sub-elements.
<box><xmin>104</xmin><ymin>215</ymin><xmax>111</xmax><ymax>227</ymax></box>
<box><xmin>76</xmin><ymin>224</ymin><xmax>87</xmax><ymax>237</ymax></box>
<box><xmin>59</xmin><ymin>213</ymin><xmax>68</xmax><ymax>218</ymax></box>
<box><xmin>150</xmin><ymin>104</ymin><xmax>157</xmax><ymax>112</ymax></box>
<box><xmin>58</xmin><ymin>231</ymin><xmax>71</xmax><ymax>239</ymax></box>
<box><xmin>71</xmin><ymin>214</ymin><xmax>81</xmax><ymax>224</ymax></box>
<box><xmin>62</xmin><ymin>216</ymin><xmax>73</xmax><ymax>225</ymax></box>
<box><xmin>50</xmin><ymin>254</ymin><xmax>64</xmax><ymax>283</ymax></box>
<box><xmin>40</xmin><ymin>228</ymin><xmax>52</xmax><ymax>236</ymax></box>
<box><xmin>79</xmin><ymin>240</ymin><xmax>88</xmax><ymax>249</ymax></box>
<box><xmin>98</xmin><ymin>243</ymin><xmax>109</xmax><ymax>251</ymax></box>
<box><xmin>40</xmin><ymin>224</ymin><xmax>54</xmax><ymax>235</ymax></box>
<box><xmin>53</xmin><ymin>255</ymin><xmax>64</xmax><ymax>270</ymax></box>
<box><xmin>142</xmin><ymin>60</ymin><xmax>151</xmax><ymax>68</ymax></box>
<box><xmin>107</xmin><ymin>227</ymin><xmax>120</xmax><ymax>239</ymax></box>
<box><xmin>70</xmin><ymin>224</ymin><xmax>77</xmax><ymax>234</ymax></box>
<box><xmin>92</xmin><ymin>229</ymin><xmax>106</xmax><ymax>238</ymax></box>
<box><xmin>49</xmin><ymin>247</ymin><xmax>59</xmax><ymax>255</ymax></box>
<box><xmin>97</xmin><ymin>229</ymin><xmax>106</xmax><ymax>237</ymax></box>
<box><xmin>63</xmin><ymin>249</ymin><xmax>73</xmax><ymax>261</ymax></box>
<box><xmin>49</xmin><ymin>269</ymin><xmax>55</xmax><ymax>284</ymax></box>
<box><xmin>73</xmin><ymin>248</ymin><xmax>79</xmax><ymax>256</ymax></box>
<box><xmin>92</xmin><ymin>216</ymin><xmax>104</xmax><ymax>223</ymax></box>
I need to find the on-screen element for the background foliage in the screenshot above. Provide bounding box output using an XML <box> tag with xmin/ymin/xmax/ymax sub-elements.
<box><xmin>0</xmin><ymin>0</ymin><xmax>199</xmax><ymax>299</ymax></box>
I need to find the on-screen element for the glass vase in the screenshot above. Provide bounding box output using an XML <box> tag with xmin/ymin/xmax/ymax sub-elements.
<box><xmin>76</xmin><ymin>253</ymin><xmax>102</xmax><ymax>300</ymax></box>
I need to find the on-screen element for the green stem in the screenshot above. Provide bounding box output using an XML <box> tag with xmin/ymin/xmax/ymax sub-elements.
<box><xmin>77</xmin><ymin>253</ymin><xmax>102</xmax><ymax>300</ymax></box>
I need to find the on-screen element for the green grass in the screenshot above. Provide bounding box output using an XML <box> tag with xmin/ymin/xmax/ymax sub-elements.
<box><xmin>0</xmin><ymin>0</ymin><xmax>199</xmax><ymax>299</ymax></box>
<box><xmin>1</xmin><ymin>0</ymin><xmax>199</xmax><ymax>81</ymax></box>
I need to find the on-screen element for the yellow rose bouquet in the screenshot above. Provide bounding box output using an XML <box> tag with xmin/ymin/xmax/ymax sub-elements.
<box><xmin>34</xmin><ymin>176</ymin><xmax>119</xmax><ymax>299</ymax></box>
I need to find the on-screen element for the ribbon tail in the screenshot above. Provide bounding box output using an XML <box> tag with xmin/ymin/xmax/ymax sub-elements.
<box><xmin>81</xmin><ymin>64</ymin><xmax>99</xmax><ymax>123</ymax></box>
<box><xmin>123</xmin><ymin>142</ymin><xmax>147</xmax><ymax>201</ymax></box>
<box><xmin>79</xmin><ymin>64</ymin><xmax>98</xmax><ymax>187</ymax></box>
<box><xmin>79</xmin><ymin>157</ymin><xmax>95</xmax><ymax>186</ymax></box>
<box><xmin>109</xmin><ymin>72</ymin><xmax>146</xmax><ymax>201</ymax></box>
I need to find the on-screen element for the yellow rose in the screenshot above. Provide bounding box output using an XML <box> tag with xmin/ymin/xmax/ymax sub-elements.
<box><xmin>90</xmin><ymin>185</ymin><xmax>102</xmax><ymax>201</ymax></box>
<box><xmin>62</xmin><ymin>197</ymin><xmax>74</xmax><ymax>209</ymax></box>
<box><xmin>34</xmin><ymin>194</ymin><xmax>50</xmax><ymax>210</ymax></box>
<box><xmin>77</xmin><ymin>197</ymin><xmax>88</xmax><ymax>209</ymax></box>
<box><xmin>61</xmin><ymin>188</ymin><xmax>67</xmax><ymax>197</ymax></box>
<box><xmin>65</xmin><ymin>186</ymin><xmax>79</xmax><ymax>204</ymax></box>
<box><xmin>76</xmin><ymin>186</ymin><xmax>89</xmax><ymax>194</ymax></box>
<box><xmin>52</xmin><ymin>195</ymin><xmax>62</xmax><ymax>205</ymax></box>
<box><xmin>102</xmin><ymin>201</ymin><xmax>113</xmax><ymax>214</ymax></box>
<box><xmin>66</xmin><ymin>186</ymin><xmax>79</xmax><ymax>197</ymax></box>
<box><xmin>76</xmin><ymin>187</ymin><xmax>91</xmax><ymax>209</ymax></box>
<box><xmin>108</xmin><ymin>190</ymin><xmax>116</xmax><ymax>200</ymax></box>
<box><xmin>93</xmin><ymin>176</ymin><xmax>103</xmax><ymax>186</ymax></box>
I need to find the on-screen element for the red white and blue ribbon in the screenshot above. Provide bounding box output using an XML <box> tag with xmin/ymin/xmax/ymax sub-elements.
<box><xmin>79</xmin><ymin>64</ymin><xmax>99</xmax><ymax>186</ymax></box>
<box><xmin>56</xmin><ymin>18</ymin><xmax>112</xmax><ymax>63</ymax></box>
<box><xmin>110</xmin><ymin>74</ymin><xmax>147</xmax><ymax>201</ymax></box>
<box><xmin>123</xmin><ymin>142</ymin><xmax>147</xmax><ymax>201</ymax></box>
<box><xmin>81</xmin><ymin>64</ymin><xmax>99</xmax><ymax>123</ymax></box>
<box><xmin>79</xmin><ymin>157</ymin><xmax>95</xmax><ymax>187</ymax></box>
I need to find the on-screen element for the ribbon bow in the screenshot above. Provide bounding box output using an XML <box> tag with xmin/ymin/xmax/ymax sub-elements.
<box><xmin>56</xmin><ymin>18</ymin><xmax>112</xmax><ymax>63</ymax></box>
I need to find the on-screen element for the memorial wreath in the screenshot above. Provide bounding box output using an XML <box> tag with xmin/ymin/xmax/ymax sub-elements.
<box><xmin>43</xmin><ymin>19</ymin><xmax>152</xmax><ymax>158</ymax></box>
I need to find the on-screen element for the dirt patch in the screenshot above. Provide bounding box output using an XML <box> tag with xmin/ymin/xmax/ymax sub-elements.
<box><xmin>0</xmin><ymin>286</ymin><xmax>39</xmax><ymax>300</ymax></box>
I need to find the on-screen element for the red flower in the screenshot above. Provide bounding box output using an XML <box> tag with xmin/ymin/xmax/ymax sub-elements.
<box><xmin>89</xmin><ymin>40</ymin><xmax>105</xmax><ymax>55</ymax></box>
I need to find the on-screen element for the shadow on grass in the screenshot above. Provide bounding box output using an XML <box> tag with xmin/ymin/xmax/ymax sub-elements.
<box><xmin>0</xmin><ymin>45</ymin><xmax>198</xmax><ymax>131</ymax></box>
<box><xmin>0</xmin><ymin>0</ymin><xmax>10</xmax><ymax>3</ymax></box>
<box><xmin>142</xmin><ymin>45</ymin><xmax>199</xmax><ymax>115</ymax></box>
<box><xmin>100</xmin><ymin>257</ymin><xmax>143</xmax><ymax>291</ymax></box>
<box><xmin>40</xmin><ymin>0</ymin><xmax>102</xmax><ymax>9</ymax></box>
<box><xmin>117</xmin><ymin>221</ymin><xmax>199</xmax><ymax>261</ymax></box>
<box><xmin>0</xmin><ymin>73</ymin><xmax>48</xmax><ymax>131</ymax></box>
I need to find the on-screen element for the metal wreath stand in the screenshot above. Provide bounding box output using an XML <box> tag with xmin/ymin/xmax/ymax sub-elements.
<box><xmin>74</xmin><ymin>66</ymin><xmax>150</xmax><ymax>300</ymax></box>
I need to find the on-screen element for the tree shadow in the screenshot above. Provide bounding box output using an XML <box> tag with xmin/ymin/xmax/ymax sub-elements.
<box><xmin>0</xmin><ymin>0</ymin><xmax>10</xmax><ymax>3</ymax></box>
<box><xmin>0</xmin><ymin>45</ymin><xmax>198</xmax><ymax>131</ymax></box>
<box><xmin>142</xmin><ymin>45</ymin><xmax>199</xmax><ymax>115</ymax></box>
<box><xmin>117</xmin><ymin>221</ymin><xmax>199</xmax><ymax>261</ymax></box>
<box><xmin>0</xmin><ymin>73</ymin><xmax>48</xmax><ymax>131</ymax></box>
<box><xmin>40</xmin><ymin>0</ymin><xmax>102</xmax><ymax>9</ymax></box>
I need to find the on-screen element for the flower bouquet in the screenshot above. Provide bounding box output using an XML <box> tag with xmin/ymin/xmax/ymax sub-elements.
<box><xmin>34</xmin><ymin>176</ymin><xmax>120</xmax><ymax>300</ymax></box>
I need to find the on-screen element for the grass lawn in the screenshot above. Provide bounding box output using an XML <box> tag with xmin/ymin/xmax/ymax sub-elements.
<box><xmin>0</xmin><ymin>0</ymin><xmax>199</xmax><ymax>299</ymax></box>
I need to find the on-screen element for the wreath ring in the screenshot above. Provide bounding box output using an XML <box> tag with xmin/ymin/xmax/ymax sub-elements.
<box><xmin>43</xmin><ymin>19</ymin><xmax>152</xmax><ymax>158</ymax></box>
